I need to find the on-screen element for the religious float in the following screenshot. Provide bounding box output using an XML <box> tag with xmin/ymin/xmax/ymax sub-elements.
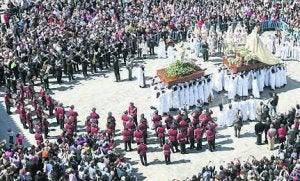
<box><xmin>156</xmin><ymin>60</ymin><xmax>205</xmax><ymax>86</ymax></box>
<box><xmin>223</xmin><ymin>47</ymin><xmax>269</xmax><ymax>73</ymax></box>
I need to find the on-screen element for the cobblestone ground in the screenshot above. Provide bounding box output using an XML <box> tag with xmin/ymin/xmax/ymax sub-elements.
<box><xmin>1</xmin><ymin>33</ymin><xmax>300</xmax><ymax>180</ymax></box>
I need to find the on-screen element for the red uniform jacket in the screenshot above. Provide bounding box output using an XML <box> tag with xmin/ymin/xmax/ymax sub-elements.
<box><xmin>122</xmin><ymin>130</ymin><xmax>131</xmax><ymax>141</ymax></box>
<box><xmin>134</xmin><ymin>130</ymin><xmax>143</xmax><ymax>143</ymax></box>
<box><xmin>121</xmin><ymin>114</ymin><xmax>130</xmax><ymax>127</ymax></box>
<box><xmin>168</xmin><ymin>129</ymin><xmax>178</xmax><ymax>142</ymax></box>
<box><xmin>68</xmin><ymin>110</ymin><xmax>78</xmax><ymax>120</ymax></box>
<box><xmin>152</xmin><ymin>114</ymin><xmax>162</xmax><ymax>127</ymax></box>
<box><xmin>177</xmin><ymin>132</ymin><xmax>187</xmax><ymax>144</ymax></box>
<box><xmin>91</xmin><ymin>126</ymin><xmax>99</xmax><ymax>135</ymax></box>
<box><xmin>128</xmin><ymin>106</ymin><xmax>137</xmax><ymax>117</ymax></box>
<box><xmin>163</xmin><ymin>144</ymin><xmax>171</xmax><ymax>156</ymax></box>
<box><xmin>187</xmin><ymin>127</ymin><xmax>194</xmax><ymax>139</ymax></box>
<box><xmin>192</xmin><ymin>113</ymin><xmax>199</xmax><ymax>125</ymax></box>
<box><xmin>278</xmin><ymin>128</ymin><xmax>286</xmax><ymax>138</ymax></box>
<box><xmin>179</xmin><ymin>120</ymin><xmax>188</xmax><ymax>129</ymax></box>
<box><xmin>194</xmin><ymin>128</ymin><xmax>203</xmax><ymax>140</ymax></box>
<box><xmin>137</xmin><ymin>143</ymin><xmax>147</xmax><ymax>155</ymax></box>
<box><xmin>206</xmin><ymin>129</ymin><xmax>215</xmax><ymax>142</ymax></box>
<box><xmin>157</xmin><ymin>126</ymin><xmax>165</xmax><ymax>138</ymax></box>
<box><xmin>34</xmin><ymin>133</ymin><xmax>43</xmax><ymax>145</ymax></box>
<box><xmin>45</xmin><ymin>95</ymin><xmax>52</xmax><ymax>107</ymax></box>
<box><xmin>164</xmin><ymin>116</ymin><xmax>172</xmax><ymax>128</ymax></box>
<box><xmin>65</xmin><ymin>123</ymin><xmax>73</xmax><ymax>135</ymax></box>
<box><xmin>126</xmin><ymin>121</ymin><xmax>136</xmax><ymax>134</ymax></box>
<box><xmin>90</xmin><ymin>112</ymin><xmax>100</xmax><ymax>119</ymax></box>
<box><xmin>176</xmin><ymin>114</ymin><xmax>183</xmax><ymax>123</ymax></box>
<box><xmin>138</xmin><ymin>122</ymin><xmax>147</xmax><ymax>134</ymax></box>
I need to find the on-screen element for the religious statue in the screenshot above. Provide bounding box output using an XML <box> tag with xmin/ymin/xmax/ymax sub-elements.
<box><xmin>245</xmin><ymin>26</ymin><xmax>281</xmax><ymax>65</ymax></box>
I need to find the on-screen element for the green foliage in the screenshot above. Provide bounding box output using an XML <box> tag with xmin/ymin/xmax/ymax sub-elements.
<box><xmin>166</xmin><ymin>60</ymin><xmax>200</xmax><ymax>77</ymax></box>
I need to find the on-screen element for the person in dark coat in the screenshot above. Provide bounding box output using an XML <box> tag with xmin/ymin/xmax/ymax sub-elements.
<box><xmin>202</xmin><ymin>41</ymin><xmax>209</xmax><ymax>61</ymax></box>
<box><xmin>255</xmin><ymin>120</ymin><xmax>265</xmax><ymax>145</ymax></box>
<box><xmin>113</xmin><ymin>56</ymin><xmax>121</xmax><ymax>82</ymax></box>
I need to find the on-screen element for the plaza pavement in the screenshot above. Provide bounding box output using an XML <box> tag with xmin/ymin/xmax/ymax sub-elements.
<box><xmin>1</xmin><ymin>34</ymin><xmax>300</xmax><ymax>180</ymax></box>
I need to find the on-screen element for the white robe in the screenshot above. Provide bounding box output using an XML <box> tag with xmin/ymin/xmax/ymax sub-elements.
<box><xmin>167</xmin><ymin>46</ymin><xmax>175</xmax><ymax>65</ymax></box>
<box><xmin>166</xmin><ymin>88</ymin><xmax>173</xmax><ymax>110</ymax></box>
<box><xmin>247</xmin><ymin>99</ymin><xmax>256</xmax><ymax>121</ymax></box>
<box><xmin>282</xmin><ymin>66</ymin><xmax>287</xmax><ymax>85</ymax></box>
<box><xmin>223</xmin><ymin>74</ymin><xmax>229</xmax><ymax>91</ymax></box>
<box><xmin>203</xmin><ymin>80</ymin><xmax>209</xmax><ymax>103</ymax></box>
<box><xmin>138</xmin><ymin>67</ymin><xmax>145</xmax><ymax>87</ymax></box>
<box><xmin>213</xmin><ymin>70</ymin><xmax>223</xmax><ymax>92</ymax></box>
<box><xmin>157</xmin><ymin>41</ymin><xmax>166</xmax><ymax>58</ymax></box>
<box><xmin>227</xmin><ymin>76</ymin><xmax>237</xmax><ymax>100</ymax></box>
<box><xmin>172</xmin><ymin>87</ymin><xmax>180</xmax><ymax>109</ymax></box>
<box><xmin>225</xmin><ymin>107</ymin><xmax>235</xmax><ymax>126</ymax></box>
<box><xmin>275</xmin><ymin>67</ymin><xmax>281</xmax><ymax>88</ymax></box>
<box><xmin>179</xmin><ymin>86</ymin><xmax>185</xmax><ymax>108</ymax></box>
<box><xmin>258</xmin><ymin>70</ymin><xmax>265</xmax><ymax>92</ymax></box>
<box><xmin>198</xmin><ymin>82</ymin><xmax>204</xmax><ymax>103</ymax></box>
<box><xmin>217</xmin><ymin>110</ymin><xmax>226</xmax><ymax>127</ymax></box>
<box><xmin>236</xmin><ymin>75</ymin><xmax>243</xmax><ymax>97</ymax></box>
<box><xmin>189</xmin><ymin>85</ymin><xmax>195</xmax><ymax>106</ymax></box>
<box><xmin>184</xmin><ymin>85</ymin><xmax>190</xmax><ymax>107</ymax></box>
<box><xmin>242</xmin><ymin>74</ymin><xmax>249</xmax><ymax>97</ymax></box>
<box><xmin>270</xmin><ymin>69</ymin><xmax>276</xmax><ymax>90</ymax></box>
<box><xmin>252</xmin><ymin>78</ymin><xmax>260</xmax><ymax>98</ymax></box>
<box><xmin>193</xmin><ymin>83</ymin><xmax>200</xmax><ymax>105</ymax></box>
<box><xmin>264</xmin><ymin>68</ymin><xmax>270</xmax><ymax>87</ymax></box>
<box><xmin>239</xmin><ymin>100</ymin><xmax>249</xmax><ymax>121</ymax></box>
<box><xmin>161</xmin><ymin>92</ymin><xmax>169</xmax><ymax>113</ymax></box>
<box><xmin>157</xmin><ymin>94</ymin><xmax>163</xmax><ymax>115</ymax></box>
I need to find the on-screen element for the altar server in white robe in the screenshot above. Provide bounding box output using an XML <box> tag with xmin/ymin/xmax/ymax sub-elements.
<box><xmin>236</xmin><ymin>74</ymin><xmax>243</xmax><ymax>97</ymax></box>
<box><xmin>166</xmin><ymin>87</ymin><xmax>173</xmax><ymax>110</ymax></box>
<box><xmin>248</xmin><ymin>71</ymin><xmax>253</xmax><ymax>90</ymax></box>
<box><xmin>225</xmin><ymin>104</ymin><xmax>235</xmax><ymax>126</ymax></box>
<box><xmin>275</xmin><ymin>66</ymin><xmax>281</xmax><ymax>88</ymax></box>
<box><xmin>223</xmin><ymin>73</ymin><xmax>230</xmax><ymax>91</ymax></box>
<box><xmin>155</xmin><ymin>92</ymin><xmax>163</xmax><ymax>115</ymax></box>
<box><xmin>179</xmin><ymin>85</ymin><xmax>185</xmax><ymax>108</ymax></box>
<box><xmin>227</xmin><ymin>76</ymin><xmax>237</xmax><ymax>100</ymax></box>
<box><xmin>157</xmin><ymin>39</ymin><xmax>166</xmax><ymax>58</ymax></box>
<box><xmin>193</xmin><ymin>82</ymin><xmax>200</xmax><ymax>106</ymax></box>
<box><xmin>252</xmin><ymin>76</ymin><xmax>260</xmax><ymax>98</ymax></box>
<box><xmin>282</xmin><ymin>65</ymin><xmax>287</xmax><ymax>85</ymax></box>
<box><xmin>258</xmin><ymin>69</ymin><xmax>265</xmax><ymax>92</ymax></box>
<box><xmin>138</xmin><ymin>65</ymin><xmax>146</xmax><ymax>88</ymax></box>
<box><xmin>172</xmin><ymin>86</ymin><xmax>180</xmax><ymax>109</ymax></box>
<box><xmin>275</xmin><ymin>37</ymin><xmax>281</xmax><ymax>57</ymax></box>
<box><xmin>197</xmin><ymin>80</ymin><xmax>204</xmax><ymax>103</ymax></box>
<box><xmin>213</xmin><ymin>69</ymin><xmax>224</xmax><ymax>92</ymax></box>
<box><xmin>203</xmin><ymin>79</ymin><xmax>209</xmax><ymax>103</ymax></box>
<box><xmin>167</xmin><ymin>45</ymin><xmax>176</xmax><ymax>65</ymax></box>
<box><xmin>189</xmin><ymin>83</ymin><xmax>195</xmax><ymax>107</ymax></box>
<box><xmin>184</xmin><ymin>83</ymin><xmax>190</xmax><ymax>107</ymax></box>
<box><xmin>264</xmin><ymin>68</ymin><xmax>270</xmax><ymax>87</ymax></box>
<box><xmin>242</xmin><ymin>73</ymin><xmax>249</xmax><ymax>97</ymax></box>
<box><xmin>270</xmin><ymin>67</ymin><xmax>276</xmax><ymax>90</ymax></box>
<box><xmin>247</xmin><ymin>96</ymin><xmax>256</xmax><ymax>121</ymax></box>
<box><xmin>217</xmin><ymin>104</ymin><xmax>226</xmax><ymax>127</ymax></box>
<box><xmin>207</xmin><ymin>77</ymin><xmax>214</xmax><ymax>102</ymax></box>
<box><xmin>161</xmin><ymin>91</ymin><xmax>169</xmax><ymax>114</ymax></box>
<box><xmin>239</xmin><ymin>99</ymin><xmax>249</xmax><ymax>121</ymax></box>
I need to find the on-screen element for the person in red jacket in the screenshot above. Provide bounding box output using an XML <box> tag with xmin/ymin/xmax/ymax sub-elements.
<box><xmin>134</xmin><ymin>127</ymin><xmax>143</xmax><ymax>145</ymax></box>
<box><xmin>139</xmin><ymin>114</ymin><xmax>148</xmax><ymax>144</ymax></box>
<box><xmin>122</xmin><ymin>126</ymin><xmax>132</xmax><ymax>151</ymax></box>
<box><xmin>91</xmin><ymin>123</ymin><xmax>99</xmax><ymax>136</ymax></box>
<box><xmin>164</xmin><ymin>113</ymin><xmax>173</xmax><ymax>129</ymax></box>
<box><xmin>41</xmin><ymin>114</ymin><xmax>49</xmax><ymax>138</ymax></box>
<box><xmin>194</xmin><ymin>124</ymin><xmax>204</xmax><ymax>150</ymax></box>
<box><xmin>45</xmin><ymin>93</ymin><xmax>54</xmax><ymax>116</ymax></box>
<box><xmin>68</xmin><ymin>105</ymin><xmax>78</xmax><ymax>131</ymax></box>
<box><xmin>152</xmin><ymin>110</ymin><xmax>162</xmax><ymax>130</ymax></box>
<box><xmin>137</xmin><ymin>141</ymin><xmax>148</xmax><ymax>166</ymax></box>
<box><xmin>121</xmin><ymin>110</ymin><xmax>130</xmax><ymax>128</ymax></box>
<box><xmin>206</xmin><ymin>125</ymin><xmax>216</xmax><ymax>152</ymax></box>
<box><xmin>25</xmin><ymin>108</ymin><xmax>34</xmax><ymax>133</ymax></box>
<box><xmin>85</xmin><ymin>116</ymin><xmax>91</xmax><ymax>134</ymax></box>
<box><xmin>163</xmin><ymin>141</ymin><xmax>172</xmax><ymax>165</ymax></box>
<box><xmin>34</xmin><ymin>131</ymin><xmax>43</xmax><ymax>146</ymax></box>
<box><xmin>128</xmin><ymin>102</ymin><xmax>138</xmax><ymax>125</ymax></box>
<box><xmin>168</xmin><ymin>125</ymin><xmax>180</xmax><ymax>153</ymax></box>
<box><xmin>187</xmin><ymin>123</ymin><xmax>195</xmax><ymax>149</ymax></box>
<box><xmin>126</xmin><ymin>118</ymin><xmax>136</xmax><ymax>142</ymax></box>
<box><xmin>277</xmin><ymin>124</ymin><xmax>287</xmax><ymax>144</ymax></box>
<box><xmin>177</xmin><ymin>129</ymin><xmax>187</xmax><ymax>154</ymax></box>
<box><xmin>4</xmin><ymin>90</ymin><xmax>12</xmax><ymax>114</ymax></box>
<box><xmin>157</xmin><ymin>123</ymin><xmax>166</xmax><ymax>147</ymax></box>
<box><xmin>90</xmin><ymin>107</ymin><xmax>100</xmax><ymax>119</ymax></box>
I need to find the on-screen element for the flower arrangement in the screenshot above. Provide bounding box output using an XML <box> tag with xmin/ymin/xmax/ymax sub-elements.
<box><xmin>227</xmin><ymin>57</ymin><xmax>240</xmax><ymax>65</ymax></box>
<box><xmin>166</xmin><ymin>60</ymin><xmax>200</xmax><ymax>77</ymax></box>
<box><xmin>225</xmin><ymin>42</ymin><xmax>235</xmax><ymax>55</ymax></box>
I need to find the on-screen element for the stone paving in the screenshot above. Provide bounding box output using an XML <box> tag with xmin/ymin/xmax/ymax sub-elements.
<box><xmin>1</xmin><ymin>33</ymin><xmax>300</xmax><ymax>180</ymax></box>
